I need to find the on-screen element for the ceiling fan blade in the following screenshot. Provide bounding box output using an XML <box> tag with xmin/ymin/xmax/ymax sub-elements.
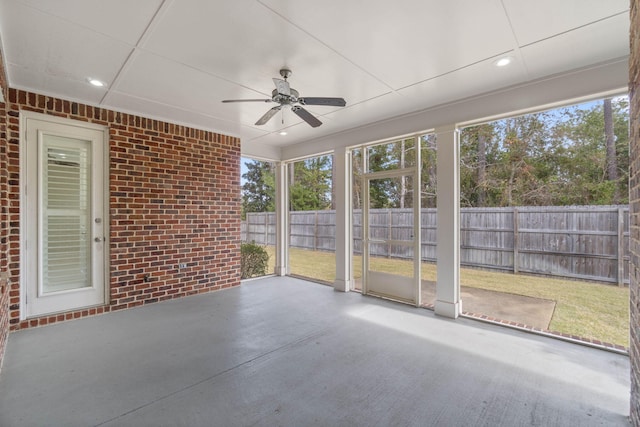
<box><xmin>273</xmin><ymin>78</ymin><xmax>291</xmax><ymax>96</ymax></box>
<box><xmin>299</xmin><ymin>97</ymin><xmax>346</xmax><ymax>107</ymax></box>
<box><xmin>222</xmin><ymin>99</ymin><xmax>272</xmax><ymax>103</ymax></box>
<box><xmin>255</xmin><ymin>106</ymin><xmax>282</xmax><ymax>126</ymax></box>
<box><xmin>292</xmin><ymin>106</ymin><xmax>322</xmax><ymax>128</ymax></box>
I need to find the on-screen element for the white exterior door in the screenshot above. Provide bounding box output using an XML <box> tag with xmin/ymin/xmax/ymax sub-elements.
<box><xmin>22</xmin><ymin>113</ymin><xmax>108</xmax><ymax>318</ymax></box>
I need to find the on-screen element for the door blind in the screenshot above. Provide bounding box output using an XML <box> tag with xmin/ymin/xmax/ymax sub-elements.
<box><xmin>41</xmin><ymin>140</ymin><xmax>92</xmax><ymax>294</ymax></box>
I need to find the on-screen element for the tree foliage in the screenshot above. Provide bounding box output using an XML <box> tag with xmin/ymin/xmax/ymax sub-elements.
<box><xmin>242</xmin><ymin>160</ymin><xmax>275</xmax><ymax>218</ymax></box>
<box><xmin>289</xmin><ymin>156</ymin><xmax>333</xmax><ymax>211</ymax></box>
<box><xmin>460</xmin><ymin>97</ymin><xmax>629</xmax><ymax>207</ymax></box>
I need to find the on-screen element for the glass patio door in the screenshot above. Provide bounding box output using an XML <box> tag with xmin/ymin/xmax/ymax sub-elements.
<box><xmin>363</xmin><ymin>170</ymin><xmax>421</xmax><ymax>305</ymax></box>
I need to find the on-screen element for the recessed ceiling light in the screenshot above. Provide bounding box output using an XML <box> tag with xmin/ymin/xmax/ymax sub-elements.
<box><xmin>88</xmin><ymin>78</ymin><xmax>105</xmax><ymax>87</ymax></box>
<box><xmin>279</xmin><ymin>131</ymin><xmax>288</xmax><ymax>136</ymax></box>
<box><xmin>494</xmin><ymin>57</ymin><xmax>512</xmax><ymax>67</ymax></box>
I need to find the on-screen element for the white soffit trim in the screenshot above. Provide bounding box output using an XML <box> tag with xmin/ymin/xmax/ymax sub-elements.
<box><xmin>241</xmin><ymin>139</ymin><xmax>282</xmax><ymax>161</ymax></box>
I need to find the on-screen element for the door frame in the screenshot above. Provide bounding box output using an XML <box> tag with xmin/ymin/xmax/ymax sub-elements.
<box><xmin>361</xmin><ymin>149</ymin><xmax>422</xmax><ymax>306</ymax></box>
<box><xmin>19</xmin><ymin>111</ymin><xmax>110</xmax><ymax>320</ymax></box>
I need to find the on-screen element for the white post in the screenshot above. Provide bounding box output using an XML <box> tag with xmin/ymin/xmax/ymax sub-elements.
<box><xmin>274</xmin><ymin>161</ymin><xmax>289</xmax><ymax>276</ymax></box>
<box><xmin>435</xmin><ymin>125</ymin><xmax>461</xmax><ymax>318</ymax></box>
<box><xmin>333</xmin><ymin>147</ymin><xmax>352</xmax><ymax>292</ymax></box>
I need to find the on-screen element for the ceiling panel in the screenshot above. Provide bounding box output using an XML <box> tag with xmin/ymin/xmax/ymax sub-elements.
<box><xmin>396</xmin><ymin>52</ymin><xmax>528</xmax><ymax>111</ymax></box>
<box><xmin>247</xmin><ymin>112</ymin><xmax>342</xmax><ymax>147</ymax></box>
<box><xmin>142</xmin><ymin>0</ymin><xmax>388</xmax><ymax>100</ymax></box>
<box><xmin>260</xmin><ymin>0</ymin><xmax>516</xmax><ymax>89</ymax></box>
<box><xmin>17</xmin><ymin>0</ymin><xmax>163</xmax><ymax>45</ymax></box>
<box><xmin>305</xmin><ymin>92</ymin><xmax>411</xmax><ymax>136</ymax></box>
<box><xmin>0</xmin><ymin>1</ymin><xmax>133</xmax><ymax>95</ymax></box>
<box><xmin>502</xmin><ymin>0</ymin><xmax>629</xmax><ymax>46</ymax></box>
<box><xmin>142</xmin><ymin>0</ymin><xmax>296</xmax><ymax>85</ymax></box>
<box><xmin>7</xmin><ymin>63</ymin><xmax>108</xmax><ymax>105</ymax></box>
<box><xmin>103</xmin><ymin>91</ymin><xmax>270</xmax><ymax>141</ymax></box>
<box><xmin>521</xmin><ymin>14</ymin><xmax>630</xmax><ymax>80</ymax></box>
<box><xmin>112</xmin><ymin>50</ymin><xmax>274</xmax><ymax>126</ymax></box>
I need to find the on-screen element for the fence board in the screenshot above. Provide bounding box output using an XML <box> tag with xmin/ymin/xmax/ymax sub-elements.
<box><xmin>242</xmin><ymin>205</ymin><xmax>630</xmax><ymax>284</ymax></box>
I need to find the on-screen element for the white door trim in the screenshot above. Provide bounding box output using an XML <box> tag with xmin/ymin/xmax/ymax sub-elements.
<box><xmin>19</xmin><ymin>111</ymin><xmax>110</xmax><ymax>320</ymax></box>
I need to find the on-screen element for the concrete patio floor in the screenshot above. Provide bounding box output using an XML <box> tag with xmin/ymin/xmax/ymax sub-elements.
<box><xmin>354</xmin><ymin>278</ymin><xmax>556</xmax><ymax>329</ymax></box>
<box><xmin>0</xmin><ymin>276</ymin><xmax>630</xmax><ymax>426</ymax></box>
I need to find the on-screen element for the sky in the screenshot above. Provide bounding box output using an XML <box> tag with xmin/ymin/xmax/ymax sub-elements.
<box><xmin>240</xmin><ymin>157</ymin><xmax>250</xmax><ymax>185</ymax></box>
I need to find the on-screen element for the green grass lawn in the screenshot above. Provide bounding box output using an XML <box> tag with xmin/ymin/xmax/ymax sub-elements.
<box><xmin>261</xmin><ymin>246</ymin><xmax>629</xmax><ymax>348</ymax></box>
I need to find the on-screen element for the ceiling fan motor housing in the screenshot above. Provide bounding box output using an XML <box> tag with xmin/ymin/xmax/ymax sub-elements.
<box><xmin>272</xmin><ymin>88</ymin><xmax>299</xmax><ymax>105</ymax></box>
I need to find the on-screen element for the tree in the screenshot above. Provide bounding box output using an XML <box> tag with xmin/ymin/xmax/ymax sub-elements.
<box><xmin>289</xmin><ymin>156</ymin><xmax>333</xmax><ymax>211</ymax></box>
<box><xmin>476</xmin><ymin>125</ymin><xmax>490</xmax><ymax>206</ymax></box>
<box><xmin>352</xmin><ymin>148</ymin><xmax>363</xmax><ymax>210</ymax></box>
<box><xmin>494</xmin><ymin>113</ymin><xmax>561</xmax><ymax>206</ymax></box>
<box><xmin>241</xmin><ymin>160</ymin><xmax>275</xmax><ymax>218</ymax></box>
<box><xmin>421</xmin><ymin>134</ymin><xmax>437</xmax><ymax>208</ymax></box>
<box><xmin>460</xmin><ymin>124</ymin><xmax>498</xmax><ymax>207</ymax></box>
<box><xmin>556</xmin><ymin>97</ymin><xmax>629</xmax><ymax>205</ymax></box>
<box><xmin>366</xmin><ymin>144</ymin><xmax>398</xmax><ymax>208</ymax></box>
<box><xmin>604</xmin><ymin>98</ymin><xmax>619</xmax><ymax>202</ymax></box>
<box><xmin>459</xmin><ymin>96</ymin><xmax>629</xmax><ymax>207</ymax></box>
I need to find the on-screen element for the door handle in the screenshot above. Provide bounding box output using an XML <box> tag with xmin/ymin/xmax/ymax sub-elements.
<box><xmin>94</xmin><ymin>237</ymin><xmax>104</xmax><ymax>242</ymax></box>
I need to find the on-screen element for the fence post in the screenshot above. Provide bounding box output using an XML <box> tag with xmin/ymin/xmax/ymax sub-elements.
<box><xmin>314</xmin><ymin>211</ymin><xmax>318</xmax><ymax>251</ymax></box>
<box><xmin>618</xmin><ymin>206</ymin><xmax>625</xmax><ymax>287</ymax></box>
<box><xmin>388</xmin><ymin>209</ymin><xmax>392</xmax><ymax>258</ymax></box>
<box><xmin>513</xmin><ymin>207</ymin><xmax>519</xmax><ymax>274</ymax></box>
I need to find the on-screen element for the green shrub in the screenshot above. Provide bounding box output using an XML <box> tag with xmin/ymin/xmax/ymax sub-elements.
<box><xmin>241</xmin><ymin>242</ymin><xmax>270</xmax><ymax>279</ymax></box>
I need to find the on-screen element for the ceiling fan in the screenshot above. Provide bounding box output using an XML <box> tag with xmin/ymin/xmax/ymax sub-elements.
<box><xmin>222</xmin><ymin>69</ymin><xmax>346</xmax><ymax>128</ymax></box>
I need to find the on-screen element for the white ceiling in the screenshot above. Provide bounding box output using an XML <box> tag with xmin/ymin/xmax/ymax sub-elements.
<box><xmin>0</xmin><ymin>0</ymin><xmax>630</xmax><ymax>159</ymax></box>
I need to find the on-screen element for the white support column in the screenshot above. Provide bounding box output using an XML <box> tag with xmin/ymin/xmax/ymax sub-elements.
<box><xmin>274</xmin><ymin>161</ymin><xmax>289</xmax><ymax>276</ymax></box>
<box><xmin>333</xmin><ymin>147</ymin><xmax>352</xmax><ymax>292</ymax></box>
<box><xmin>435</xmin><ymin>125</ymin><xmax>461</xmax><ymax>318</ymax></box>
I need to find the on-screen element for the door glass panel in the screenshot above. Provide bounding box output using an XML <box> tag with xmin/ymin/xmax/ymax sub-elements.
<box><xmin>368</xmin><ymin>248</ymin><xmax>415</xmax><ymax>278</ymax></box>
<box><xmin>41</xmin><ymin>136</ymin><xmax>92</xmax><ymax>294</ymax></box>
<box><xmin>366</xmin><ymin>175</ymin><xmax>416</xmax><ymax>280</ymax></box>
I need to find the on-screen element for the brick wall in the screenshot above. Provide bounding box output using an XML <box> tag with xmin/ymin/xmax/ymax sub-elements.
<box><xmin>630</xmin><ymin>0</ymin><xmax>639</xmax><ymax>425</ymax></box>
<box><xmin>0</xmin><ymin>47</ymin><xmax>9</xmax><ymax>371</ymax></box>
<box><xmin>3</xmin><ymin>89</ymin><xmax>241</xmax><ymax>331</ymax></box>
<box><xmin>0</xmin><ymin>100</ymin><xmax>7</xmax><ymax>369</ymax></box>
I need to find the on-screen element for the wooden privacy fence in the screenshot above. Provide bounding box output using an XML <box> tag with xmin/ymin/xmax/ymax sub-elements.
<box><xmin>241</xmin><ymin>205</ymin><xmax>630</xmax><ymax>285</ymax></box>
